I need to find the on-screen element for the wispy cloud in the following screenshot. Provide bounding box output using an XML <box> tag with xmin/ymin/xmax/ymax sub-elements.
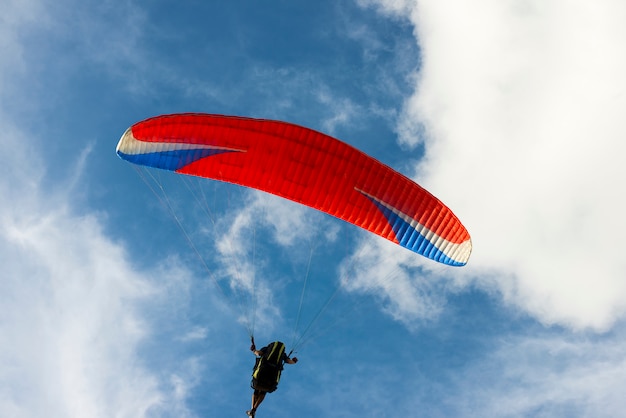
<box><xmin>442</xmin><ymin>330</ymin><xmax>626</xmax><ymax>417</ymax></box>
<box><xmin>0</xmin><ymin>2</ymin><xmax>201</xmax><ymax>415</ymax></box>
<box><xmin>211</xmin><ymin>191</ymin><xmax>338</xmax><ymax>335</ymax></box>
<box><xmin>339</xmin><ymin>236</ymin><xmax>446</xmax><ymax>327</ymax></box>
<box><xmin>0</xmin><ymin>126</ymin><xmax>197</xmax><ymax>417</ymax></box>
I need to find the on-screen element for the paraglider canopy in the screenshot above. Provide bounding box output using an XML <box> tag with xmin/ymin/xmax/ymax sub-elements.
<box><xmin>116</xmin><ymin>113</ymin><xmax>471</xmax><ymax>266</ymax></box>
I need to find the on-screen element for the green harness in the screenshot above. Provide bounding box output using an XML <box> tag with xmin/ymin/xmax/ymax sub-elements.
<box><xmin>252</xmin><ymin>341</ymin><xmax>286</xmax><ymax>393</ymax></box>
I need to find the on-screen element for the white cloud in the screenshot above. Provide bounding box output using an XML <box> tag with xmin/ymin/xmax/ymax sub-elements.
<box><xmin>286</xmin><ymin>322</ymin><xmax>626</xmax><ymax>418</ymax></box>
<box><xmin>251</xmin><ymin>191</ymin><xmax>339</xmax><ymax>247</ymax></box>
<box><xmin>444</xmin><ymin>331</ymin><xmax>626</xmax><ymax>417</ymax></box>
<box><xmin>0</xmin><ymin>0</ymin><xmax>48</xmax><ymax>80</ymax></box>
<box><xmin>357</xmin><ymin>0</ymin><xmax>415</xmax><ymax>16</ymax></box>
<box><xmin>339</xmin><ymin>236</ymin><xmax>446</xmax><ymax>327</ymax></box>
<box><xmin>0</xmin><ymin>2</ymin><xmax>203</xmax><ymax>415</ymax></box>
<box><xmin>211</xmin><ymin>191</ymin><xmax>339</xmax><ymax>334</ymax></box>
<box><xmin>316</xmin><ymin>89</ymin><xmax>362</xmax><ymax>135</ymax></box>
<box><xmin>0</xmin><ymin>120</ymin><xmax>197</xmax><ymax>418</ymax></box>
<box><xmin>364</xmin><ymin>0</ymin><xmax>626</xmax><ymax>331</ymax></box>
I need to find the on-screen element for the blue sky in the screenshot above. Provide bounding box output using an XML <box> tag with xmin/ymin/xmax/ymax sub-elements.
<box><xmin>2</xmin><ymin>1</ymin><xmax>626</xmax><ymax>417</ymax></box>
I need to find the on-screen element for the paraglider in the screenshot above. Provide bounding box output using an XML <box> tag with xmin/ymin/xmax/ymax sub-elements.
<box><xmin>116</xmin><ymin>113</ymin><xmax>472</xmax><ymax>266</ymax></box>
<box><xmin>117</xmin><ymin>113</ymin><xmax>471</xmax><ymax>416</ymax></box>
<box><xmin>247</xmin><ymin>338</ymin><xmax>298</xmax><ymax>417</ymax></box>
